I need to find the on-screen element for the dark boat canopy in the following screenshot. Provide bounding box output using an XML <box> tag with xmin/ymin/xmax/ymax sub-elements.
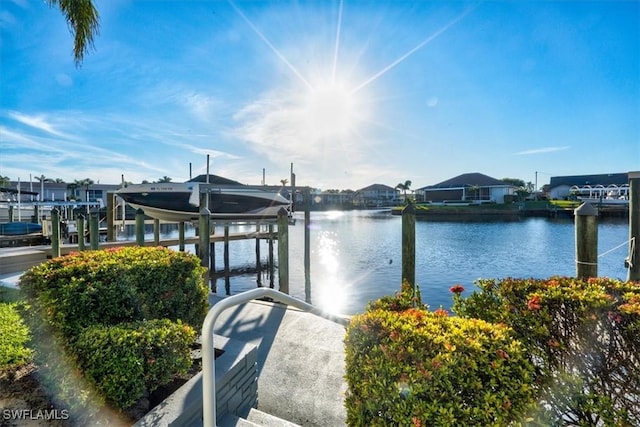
<box><xmin>0</xmin><ymin>187</ymin><xmax>39</xmax><ymax>196</ymax></box>
<box><xmin>187</xmin><ymin>174</ymin><xmax>244</xmax><ymax>185</ymax></box>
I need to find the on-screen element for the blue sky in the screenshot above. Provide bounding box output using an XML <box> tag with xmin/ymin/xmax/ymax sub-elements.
<box><xmin>1</xmin><ymin>0</ymin><xmax>638</xmax><ymax>191</ymax></box>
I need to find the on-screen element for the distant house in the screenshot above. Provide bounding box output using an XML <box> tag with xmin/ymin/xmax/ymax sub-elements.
<box><xmin>354</xmin><ymin>184</ymin><xmax>398</xmax><ymax>207</ymax></box>
<box><xmin>3</xmin><ymin>180</ymin><xmax>120</xmax><ymax>203</ymax></box>
<box><xmin>548</xmin><ymin>173</ymin><xmax>629</xmax><ymax>200</ymax></box>
<box><xmin>416</xmin><ymin>173</ymin><xmax>515</xmax><ymax>204</ymax></box>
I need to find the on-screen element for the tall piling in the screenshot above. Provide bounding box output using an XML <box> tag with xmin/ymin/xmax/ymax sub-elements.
<box><xmin>106</xmin><ymin>192</ymin><xmax>115</xmax><ymax>242</ymax></box>
<box><xmin>575</xmin><ymin>202</ymin><xmax>598</xmax><ymax>279</ymax></box>
<box><xmin>199</xmin><ymin>208</ymin><xmax>211</xmax><ymax>269</ymax></box>
<box><xmin>256</xmin><ymin>224</ymin><xmax>262</xmax><ymax>285</ymax></box>
<box><xmin>51</xmin><ymin>208</ymin><xmax>60</xmax><ymax>258</ymax></box>
<box><xmin>224</xmin><ymin>224</ymin><xmax>230</xmax><ymax>279</ymax></box>
<box><xmin>304</xmin><ymin>188</ymin><xmax>311</xmax><ymax>303</ymax></box>
<box><xmin>135</xmin><ymin>209</ymin><xmax>145</xmax><ymax>246</ymax></box>
<box><xmin>178</xmin><ymin>221</ymin><xmax>185</xmax><ymax>252</ymax></box>
<box><xmin>90</xmin><ymin>209</ymin><xmax>99</xmax><ymax>250</ymax></box>
<box><xmin>153</xmin><ymin>218</ymin><xmax>160</xmax><ymax>246</ymax></box>
<box><xmin>628</xmin><ymin>171</ymin><xmax>640</xmax><ymax>281</ymax></box>
<box><xmin>277</xmin><ymin>207</ymin><xmax>289</xmax><ymax>294</ymax></box>
<box><xmin>401</xmin><ymin>203</ymin><xmax>416</xmax><ymax>287</ymax></box>
<box><xmin>268</xmin><ymin>224</ymin><xmax>275</xmax><ymax>286</ymax></box>
<box><xmin>77</xmin><ymin>214</ymin><xmax>85</xmax><ymax>251</ymax></box>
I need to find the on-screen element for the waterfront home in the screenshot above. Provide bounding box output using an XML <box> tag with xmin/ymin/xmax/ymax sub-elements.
<box><xmin>415</xmin><ymin>173</ymin><xmax>516</xmax><ymax>204</ymax></box>
<box><xmin>548</xmin><ymin>173</ymin><xmax>629</xmax><ymax>200</ymax></box>
<box><xmin>354</xmin><ymin>184</ymin><xmax>399</xmax><ymax>207</ymax></box>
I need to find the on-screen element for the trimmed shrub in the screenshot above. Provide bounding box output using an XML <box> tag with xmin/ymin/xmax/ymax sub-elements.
<box><xmin>73</xmin><ymin>319</ymin><xmax>195</xmax><ymax>409</ymax></box>
<box><xmin>452</xmin><ymin>277</ymin><xmax>640</xmax><ymax>425</ymax></box>
<box><xmin>20</xmin><ymin>246</ymin><xmax>209</xmax><ymax>337</ymax></box>
<box><xmin>17</xmin><ymin>246</ymin><xmax>208</xmax><ymax>421</ymax></box>
<box><xmin>345</xmin><ymin>286</ymin><xmax>535</xmax><ymax>426</ymax></box>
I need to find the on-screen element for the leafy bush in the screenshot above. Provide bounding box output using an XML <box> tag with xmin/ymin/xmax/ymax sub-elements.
<box><xmin>20</xmin><ymin>246</ymin><xmax>209</xmax><ymax>337</ymax></box>
<box><xmin>452</xmin><ymin>277</ymin><xmax>640</xmax><ymax>425</ymax></box>
<box><xmin>18</xmin><ymin>246</ymin><xmax>208</xmax><ymax>419</ymax></box>
<box><xmin>345</xmin><ymin>285</ymin><xmax>535</xmax><ymax>426</ymax></box>
<box><xmin>0</xmin><ymin>302</ymin><xmax>32</xmax><ymax>370</ymax></box>
<box><xmin>73</xmin><ymin>319</ymin><xmax>195</xmax><ymax>409</ymax></box>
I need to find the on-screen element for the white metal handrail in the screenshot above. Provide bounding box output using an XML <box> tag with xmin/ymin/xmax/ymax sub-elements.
<box><xmin>202</xmin><ymin>288</ymin><xmax>350</xmax><ymax>426</ymax></box>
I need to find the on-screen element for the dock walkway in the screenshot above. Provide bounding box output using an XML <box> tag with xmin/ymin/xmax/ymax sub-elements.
<box><xmin>0</xmin><ymin>231</ymin><xmax>276</xmax><ymax>275</ymax></box>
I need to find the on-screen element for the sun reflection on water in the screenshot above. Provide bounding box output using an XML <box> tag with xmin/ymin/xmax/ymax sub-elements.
<box><xmin>313</xmin><ymin>230</ymin><xmax>349</xmax><ymax>314</ymax></box>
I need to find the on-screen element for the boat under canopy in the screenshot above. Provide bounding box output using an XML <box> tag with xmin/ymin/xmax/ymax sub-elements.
<box><xmin>115</xmin><ymin>175</ymin><xmax>291</xmax><ymax>222</ymax></box>
<box><xmin>0</xmin><ymin>222</ymin><xmax>43</xmax><ymax>236</ymax></box>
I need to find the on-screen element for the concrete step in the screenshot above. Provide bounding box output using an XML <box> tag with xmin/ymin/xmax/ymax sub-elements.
<box><xmin>219</xmin><ymin>408</ymin><xmax>301</xmax><ymax>427</ymax></box>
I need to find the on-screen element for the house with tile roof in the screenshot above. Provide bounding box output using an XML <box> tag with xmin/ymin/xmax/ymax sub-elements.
<box><xmin>415</xmin><ymin>173</ymin><xmax>516</xmax><ymax>204</ymax></box>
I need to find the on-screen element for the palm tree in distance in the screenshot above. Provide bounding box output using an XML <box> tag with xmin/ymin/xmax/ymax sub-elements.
<box><xmin>73</xmin><ymin>178</ymin><xmax>94</xmax><ymax>202</ymax></box>
<box><xmin>280</xmin><ymin>179</ymin><xmax>288</xmax><ymax>187</ymax></box>
<box><xmin>157</xmin><ymin>176</ymin><xmax>172</xmax><ymax>183</ymax></box>
<box><xmin>395</xmin><ymin>180</ymin><xmax>412</xmax><ymax>204</ymax></box>
<box><xmin>47</xmin><ymin>0</ymin><xmax>100</xmax><ymax>67</ymax></box>
<box><xmin>66</xmin><ymin>182</ymin><xmax>79</xmax><ymax>200</ymax></box>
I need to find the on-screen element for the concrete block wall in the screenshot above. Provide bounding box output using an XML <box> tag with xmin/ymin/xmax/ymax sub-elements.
<box><xmin>134</xmin><ymin>334</ymin><xmax>258</xmax><ymax>427</ymax></box>
<box><xmin>216</xmin><ymin>336</ymin><xmax>259</xmax><ymax>419</ymax></box>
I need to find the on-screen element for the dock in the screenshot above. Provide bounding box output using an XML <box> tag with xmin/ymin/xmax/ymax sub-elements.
<box><xmin>0</xmin><ymin>230</ymin><xmax>276</xmax><ymax>275</ymax></box>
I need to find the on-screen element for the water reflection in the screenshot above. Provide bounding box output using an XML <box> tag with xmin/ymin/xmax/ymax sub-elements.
<box><xmin>312</xmin><ymin>230</ymin><xmax>349</xmax><ymax>314</ymax></box>
<box><xmin>115</xmin><ymin>212</ymin><xmax>630</xmax><ymax>315</ymax></box>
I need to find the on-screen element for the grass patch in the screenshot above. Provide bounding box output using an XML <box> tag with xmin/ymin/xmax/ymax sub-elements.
<box><xmin>0</xmin><ymin>299</ymin><xmax>33</xmax><ymax>370</ymax></box>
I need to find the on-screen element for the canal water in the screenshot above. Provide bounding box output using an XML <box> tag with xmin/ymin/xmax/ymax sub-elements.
<box><xmin>125</xmin><ymin>210</ymin><xmax>631</xmax><ymax>315</ymax></box>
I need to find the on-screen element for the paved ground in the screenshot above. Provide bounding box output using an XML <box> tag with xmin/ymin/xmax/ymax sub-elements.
<box><xmin>210</xmin><ymin>294</ymin><xmax>349</xmax><ymax>427</ymax></box>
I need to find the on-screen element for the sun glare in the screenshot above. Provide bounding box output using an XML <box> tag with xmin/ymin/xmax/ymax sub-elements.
<box><xmin>304</xmin><ymin>81</ymin><xmax>357</xmax><ymax>139</ymax></box>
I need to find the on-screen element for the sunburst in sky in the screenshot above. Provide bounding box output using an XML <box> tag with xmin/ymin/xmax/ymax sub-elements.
<box><xmin>0</xmin><ymin>1</ymin><xmax>638</xmax><ymax>189</ymax></box>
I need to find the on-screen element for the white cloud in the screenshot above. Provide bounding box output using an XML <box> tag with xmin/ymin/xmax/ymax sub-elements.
<box><xmin>514</xmin><ymin>146</ymin><xmax>570</xmax><ymax>155</ymax></box>
<box><xmin>55</xmin><ymin>73</ymin><xmax>73</xmax><ymax>87</ymax></box>
<box><xmin>7</xmin><ymin>111</ymin><xmax>71</xmax><ymax>138</ymax></box>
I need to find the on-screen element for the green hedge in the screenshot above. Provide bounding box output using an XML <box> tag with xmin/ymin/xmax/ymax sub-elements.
<box><xmin>18</xmin><ymin>246</ymin><xmax>209</xmax><ymax>420</ymax></box>
<box><xmin>345</xmin><ymin>283</ymin><xmax>535</xmax><ymax>426</ymax></box>
<box><xmin>20</xmin><ymin>246</ymin><xmax>209</xmax><ymax>338</ymax></box>
<box><xmin>452</xmin><ymin>277</ymin><xmax>640</xmax><ymax>425</ymax></box>
<box><xmin>73</xmin><ymin>319</ymin><xmax>195</xmax><ymax>409</ymax></box>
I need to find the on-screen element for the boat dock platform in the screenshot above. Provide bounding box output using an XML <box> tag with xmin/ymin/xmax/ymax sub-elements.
<box><xmin>0</xmin><ymin>230</ymin><xmax>276</xmax><ymax>275</ymax></box>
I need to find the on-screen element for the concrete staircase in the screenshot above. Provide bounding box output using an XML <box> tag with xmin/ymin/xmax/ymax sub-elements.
<box><xmin>219</xmin><ymin>408</ymin><xmax>301</xmax><ymax>427</ymax></box>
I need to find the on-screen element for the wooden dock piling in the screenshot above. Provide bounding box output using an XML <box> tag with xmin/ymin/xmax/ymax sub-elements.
<box><xmin>199</xmin><ymin>208</ymin><xmax>211</xmax><ymax>268</ymax></box>
<box><xmin>255</xmin><ymin>224</ymin><xmax>262</xmax><ymax>285</ymax></box>
<box><xmin>277</xmin><ymin>208</ymin><xmax>289</xmax><ymax>294</ymax></box>
<box><xmin>628</xmin><ymin>171</ymin><xmax>640</xmax><ymax>281</ymax></box>
<box><xmin>402</xmin><ymin>203</ymin><xmax>416</xmax><ymax>287</ymax></box>
<box><xmin>77</xmin><ymin>214</ymin><xmax>85</xmax><ymax>251</ymax></box>
<box><xmin>106</xmin><ymin>192</ymin><xmax>115</xmax><ymax>242</ymax></box>
<box><xmin>135</xmin><ymin>209</ymin><xmax>145</xmax><ymax>246</ymax></box>
<box><xmin>575</xmin><ymin>202</ymin><xmax>598</xmax><ymax>279</ymax></box>
<box><xmin>51</xmin><ymin>208</ymin><xmax>60</xmax><ymax>258</ymax></box>
<box><xmin>304</xmin><ymin>188</ymin><xmax>311</xmax><ymax>303</ymax></box>
<box><xmin>90</xmin><ymin>210</ymin><xmax>99</xmax><ymax>250</ymax></box>
<box><xmin>154</xmin><ymin>218</ymin><xmax>160</xmax><ymax>246</ymax></box>
<box><xmin>178</xmin><ymin>221</ymin><xmax>185</xmax><ymax>252</ymax></box>
<box><xmin>223</xmin><ymin>224</ymin><xmax>230</xmax><ymax>279</ymax></box>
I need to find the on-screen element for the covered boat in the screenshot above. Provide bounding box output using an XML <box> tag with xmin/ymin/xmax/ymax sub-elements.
<box><xmin>0</xmin><ymin>222</ymin><xmax>43</xmax><ymax>236</ymax></box>
<box><xmin>115</xmin><ymin>174</ymin><xmax>291</xmax><ymax>222</ymax></box>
